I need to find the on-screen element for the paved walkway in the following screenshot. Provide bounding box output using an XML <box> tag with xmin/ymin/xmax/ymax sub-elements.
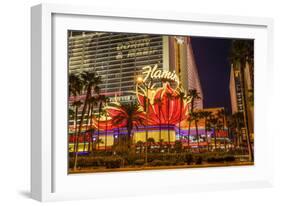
<box><xmin>69</xmin><ymin>161</ymin><xmax>254</xmax><ymax>174</ymax></box>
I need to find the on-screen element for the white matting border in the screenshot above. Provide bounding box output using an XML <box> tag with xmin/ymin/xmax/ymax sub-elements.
<box><xmin>31</xmin><ymin>3</ymin><xmax>274</xmax><ymax>202</ymax></box>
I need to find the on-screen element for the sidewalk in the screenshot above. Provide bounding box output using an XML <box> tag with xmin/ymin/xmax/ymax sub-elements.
<box><xmin>69</xmin><ymin>161</ymin><xmax>254</xmax><ymax>174</ymax></box>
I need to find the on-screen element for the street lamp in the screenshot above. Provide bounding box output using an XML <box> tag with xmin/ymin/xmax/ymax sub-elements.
<box><xmin>137</xmin><ymin>76</ymin><xmax>144</xmax><ymax>84</ymax></box>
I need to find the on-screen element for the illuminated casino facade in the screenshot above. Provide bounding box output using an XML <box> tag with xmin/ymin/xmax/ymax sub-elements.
<box><xmin>68</xmin><ymin>31</ymin><xmax>204</xmax><ymax>151</ymax></box>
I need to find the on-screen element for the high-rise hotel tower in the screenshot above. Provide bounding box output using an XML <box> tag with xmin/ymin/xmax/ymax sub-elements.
<box><xmin>68</xmin><ymin>31</ymin><xmax>203</xmax><ymax>108</ymax></box>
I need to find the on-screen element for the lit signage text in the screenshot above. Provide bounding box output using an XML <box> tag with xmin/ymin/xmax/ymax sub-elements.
<box><xmin>142</xmin><ymin>64</ymin><xmax>179</xmax><ymax>85</ymax></box>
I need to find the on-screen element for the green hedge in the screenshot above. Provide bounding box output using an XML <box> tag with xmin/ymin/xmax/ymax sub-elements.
<box><xmin>69</xmin><ymin>156</ymin><xmax>124</xmax><ymax>168</ymax></box>
<box><xmin>69</xmin><ymin>152</ymin><xmax>236</xmax><ymax>169</ymax></box>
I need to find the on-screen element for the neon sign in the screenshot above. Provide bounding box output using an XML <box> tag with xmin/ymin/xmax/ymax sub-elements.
<box><xmin>142</xmin><ymin>64</ymin><xmax>180</xmax><ymax>85</ymax></box>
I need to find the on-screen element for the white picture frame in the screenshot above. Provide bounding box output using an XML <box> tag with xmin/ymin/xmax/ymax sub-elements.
<box><xmin>31</xmin><ymin>3</ymin><xmax>274</xmax><ymax>202</ymax></box>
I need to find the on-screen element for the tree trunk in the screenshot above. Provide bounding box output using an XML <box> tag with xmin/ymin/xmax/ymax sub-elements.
<box><xmin>73</xmin><ymin>106</ymin><xmax>79</xmax><ymax>154</ymax></box>
<box><xmin>158</xmin><ymin>105</ymin><xmax>161</xmax><ymax>142</ymax></box>
<box><xmin>97</xmin><ymin>103</ymin><xmax>102</xmax><ymax>150</ymax></box>
<box><xmin>195</xmin><ymin>120</ymin><xmax>199</xmax><ymax>150</ymax></box>
<box><xmin>187</xmin><ymin>100</ymin><xmax>194</xmax><ymax>150</ymax></box>
<box><xmin>74</xmin><ymin>87</ymin><xmax>91</xmax><ymax>170</ymax></box>
<box><xmin>83</xmin><ymin>103</ymin><xmax>91</xmax><ymax>152</ymax></box>
<box><xmin>205</xmin><ymin>118</ymin><xmax>208</xmax><ymax>151</ymax></box>
<box><xmin>105</xmin><ymin>114</ymin><xmax>108</xmax><ymax>151</ymax></box>
<box><xmin>179</xmin><ymin>100</ymin><xmax>182</xmax><ymax>139</ymax></box>
<box><xmin>214</xmin><ymin>128</ymin><xmax>217</xmax><ymax>150</ymax></box>
<box><xmin>167</xmin><ymin>100</ymin><xmax>170</xmax><ymax>153</ymax></box>
<box><xmin>88</xmin><ymin>104</ymin><xmax>94</xmax><ymax>153</ymax></box>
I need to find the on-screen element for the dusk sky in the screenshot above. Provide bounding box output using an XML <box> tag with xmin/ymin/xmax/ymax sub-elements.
<box><xmin>191</xmin><ymin>37</ymin><xmax>232</xmax><ymax>114</ymax></box>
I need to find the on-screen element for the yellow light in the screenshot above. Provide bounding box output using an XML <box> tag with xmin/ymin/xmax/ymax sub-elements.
<box><xmin>137</xmin><ymin>76</ymin><xmax>143</xmax><ymax>83</ymax></box>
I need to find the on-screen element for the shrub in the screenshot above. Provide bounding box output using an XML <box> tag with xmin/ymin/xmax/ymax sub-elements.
<box><xmin>149</xmin><ymin>160</ymin><xmax>164</xmax><ymax>166</ymax></box>
<box><xmin>224</xmin><ymin>155</ymin><xmax>235</xmax><ymax>162</ymax></box>
<box><xmin>176</xmin><ymin>161</ymin><xmax>185</xmax><ymax>166</ymax></box>
<box><xmin>185</xmin><ymin>154</ymin><xmax>193</xmax><ymax>165</ymax></box>
<box><xmin>206</xmin><ymin>155</ymin><xmax>235</xmax><ymax>163</ymax></box>
<box><xmin>134</xmin><ymin>159</ymin><xmax>145</xmax><ymax>166</ymax></box>
<box><xmin>195</xmin><ymin>156</ymin><xmax>203</xmax><ymax>165</ymax></box>
<box><xmin>104</xmin><ymin>156</ymin><xmax>123</xmax><ymax>168</ymax></box>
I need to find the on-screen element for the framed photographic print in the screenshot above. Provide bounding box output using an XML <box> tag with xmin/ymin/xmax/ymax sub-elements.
<box><xmin>31</xmin><ymin>3</ymin><xmax>274</xmax><ymax>201</ymax></box>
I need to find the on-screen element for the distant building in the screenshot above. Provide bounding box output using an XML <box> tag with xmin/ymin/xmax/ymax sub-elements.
<box><xmin>229</xmin><ymin>62</ymin><xmax>254</xmax><ymax>140</ymax></box>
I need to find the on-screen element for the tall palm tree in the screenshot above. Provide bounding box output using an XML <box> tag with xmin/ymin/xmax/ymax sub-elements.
<box><xmin>97</xmin><ymin>95</ymin><xmax>106</xmax><ymax>150</ymax></box>
<box><xmin>71</xmin><ymin>100</ymin><xmax>83</xmax><ymax>154</ymax></box>
<box><xmin>177</xmin><ymin>90</ymin><xmax>186</xmax><ymax>139</ymax></box>
<box><xmin>68</xmin><ymin>73</ymin><xmax>83</xmax><ymax>155</ymax></box>
<box><xmin>166</xmin><ymin>93</ymin><xmax>173</xmax><ymax>153</ymax></box>
<box><xmin>187</xmin><ymin>89</ymin><xmax>200</xmax><ymax>148</ymax></box>
<box><xmin>68</xmin><ymin>73</ymin><xmax>83</xmax><ymax>98</ymax></box>
<box><xmin>217</xmin><ymin>109</ymin><xmax>227</xmax><ymax>151</ymax></box>
<box><xmin>226</xmin><ymin>115</ymin><xmax>237</xmax><ymax>149</ymax></box>
<box><xmin>104</xmin><ymin>97</ymin><xmax>110</xmax><ymax>151</ymax></box>
<box><xmin>87</xmin><ymin>96</ymin><xmax>98</xmax><ymax>152</ymax></box>
<box><xmin>190</xmin><ymin>111</ymin><xmax>202</xmax><ymax>150</ymax></box>
<box><xmin>97</xmin><ymin>108</ymin><xmax>108</xmax><ymax>151</ymax></box>
<box><xmin>229</xmin><ymin>40</ymin><xmax>254</xmax><ymax>161</ymax></box>
<box><xmin>74</xmin><ymin>70</ymin><xmax>102</xmax><ymax>170</ymax></box>
<box><xmin>201</xmin><ymin>111</ymin><xmax>212</xmax><ymax>151</ymax></box>
<box><xmin>82</xmin><ymin>101</ymin><xmax>92</xmax><ymax>152</ymax></box>
<box><xmin>209</xmin><ymin>115</ymin><xmax>223</xmax><ymax>150</ymax></box>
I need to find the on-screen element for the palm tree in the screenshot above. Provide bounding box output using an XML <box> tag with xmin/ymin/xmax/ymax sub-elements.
<box><xmin>68</xmin><ymin>73</ymin><xmax>83</xmax><ymax>156</ymax></box>
<box><xmin>201</xmin><ymin>111</ymin><xmax>212</xmax><ymax>151</ymax></box>
<box><xmin>87</xmin><ymin>96</ymin><xmax>98</xmax><ymax>152</ymax></box>
<box><xmin>159</xmin><ymin>138</ymin><xmax>164</xmax><ymax>153</ymax></box>
<box><xmin>166</xmin><ymin>93</ymin><xmax>173</xmax><ymax>153</ymax></box>
<box><xmin>104</xmin><ymin>97</ymin><xmax>110</xmax><ymax>151</ymax></box>
<box><xmin>111</xmin><ymin>102</ymin><xmax>145</xmax><ymax>148</ymax></box>
<box><xmin>71</xmin><ymin>100</ymin><xmax>83</xmax><ymax>155</ymax></box>
<box><xmin>97</xmin><ymin>95</ymin><xmax>106</xmax><ymax>150</ymax></box>
<box><xmin>209</xmin><ymin>115</ymin><xmax>223</xmax><ymax>150</ymax></box>
<box><xmin>187</xmin><ymin>89</ymin><xmax>201</xmax><ymax>148</ymax></box>
<box><xmin>147</xmin><ymin>138</ymin><xmax>155</xmax><ymax>153</ymax></box>
<box><xmin>136</xmin><ymin>140</ymin><xmax>144</xmax><ymax>155</ymax></box>
<box><xmin>190</xmin><ymin>111</ymin><xmax>202</xmax><ymax>150</ymax></box>
<box><xmin>82</xmin><ymin>101</ymin><xmax>92</xmax><ymax>152</ymax></box>
<box><xmin>177</xmin><ymin>90</ymin><xmax>186</xmax><ymax>139</ymax></box>
<box><xmin>229</xmin><ymin>40</ymin><xmax>254</xmax><ymax>161</ymax></box>
<box><xmin>68</xmin><ymin>73</ymin><xmax>83</xmax><ymax>98</ymax></box>
<box><xmin>74</xmin><ymin>70</ymin><xmax>102</xmax><ymax>170</ymax></box>
<box><xmin>226</xmin><ymin>115</ymin><xmax>236</xmax><ymax>149</ymax></box>
<box><xmin>217</xmin><ymin>109</ymin><xmax>227</xmax><ymax>151</ymax></box>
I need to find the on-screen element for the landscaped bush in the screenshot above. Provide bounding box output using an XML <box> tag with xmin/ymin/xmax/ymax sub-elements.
<box><xmin>195</xmin><ymin>156</ymin><xmax>203</xmax><ymax>165</ymax></box>
<box><xmin>134</xmin><ymin>159</ymin><xmax>145</xmax><ymax>166</ymax></box>
<box><xmin>206</xmin><ymin>155</ymin><xmax>235</xmax><ymax>163</ymax></box>
<box><xmin>149</xmin><ymin>160</ymin><xmax>164</xmax><ymax>166</ymax></box>
<box><xmin>185</xmin><ymin>154</ymin><xmax>193</xmax><ymax>165</ymax></box>
<box><xmin>223</xmin><ymin>155</ymin><xmax>235</xmax><ymax>162</ymax></box>
<box><xmin>68</xmin><ymin>155</ymin><xmax>124</xmax><ymax>168</ymax></box>
<box><xmin>104</xmin><ymin>156</ymin><xmax>123</xmax><ymax>168</ymax></box>
<box><xmin>176</xmin><ymin>161</ymin><xmax>185</xmax><ymax>166</ymax></box>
